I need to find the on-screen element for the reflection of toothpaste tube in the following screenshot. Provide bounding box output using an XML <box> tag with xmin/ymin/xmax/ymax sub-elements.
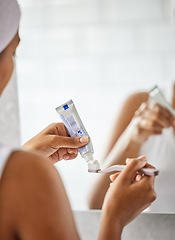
<box><xmin>149</xmin><ymin>85</ymin><xmax>175</xmax><ymax>115</ymax></box>
<box><xmin>55</xmin><ymin>99</ymin><xmax>100</xmax><ymax>172</ymax></box>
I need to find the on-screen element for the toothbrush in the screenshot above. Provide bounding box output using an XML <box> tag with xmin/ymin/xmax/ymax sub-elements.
<box><xmin>88</xmin><ymin>164</ymin><xmax>159</xmax><ymax>176</ymax></box>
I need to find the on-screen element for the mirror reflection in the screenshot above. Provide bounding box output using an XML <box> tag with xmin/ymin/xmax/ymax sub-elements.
<box><xmin>16</xmin><ymin>0</ymin><xmax>174</xmax><ymax>211</ymax></box>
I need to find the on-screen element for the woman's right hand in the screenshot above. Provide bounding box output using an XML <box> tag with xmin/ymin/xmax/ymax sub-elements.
<box><xmin>98</xmin><ymin>156</ymin><xmax>156</xmax><ymax>240</ymax></box>
<box><xmin>127</xmin><ymin>101</ymin><xmax>175</xmax><ymax>145</ymax></box>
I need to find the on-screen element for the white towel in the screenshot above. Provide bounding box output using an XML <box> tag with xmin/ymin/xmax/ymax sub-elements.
<box><xmin>0</xmin><ymin>144</ymin><xmax>15</xmax><ymax>179</ymax></box>
<box><xmin>0</xmin><ymin>0</ymin><xmax>20</xmax><ymax>53</ymax></box>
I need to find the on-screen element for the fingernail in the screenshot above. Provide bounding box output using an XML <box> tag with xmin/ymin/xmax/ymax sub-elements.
<box><xmin>126</xmin><ymin>158</ymin><xmax>130</xmax><ymax>164</ymax></box>
<box><xmin>80</xmin><ymin>136</ymin><xmax>89</xmax><ymax>143</ymax></box>
<box><xmin>64</xmin><ymin>155</ymin><xmax>70</xmax><ymax>160</ymax></box>
<box><xmin>136</xmin><ymin>174</ymin><xmax>142</xmax><ymax>182</ymax></box>
<box><xmin>68</xmin><ymin>149</ymin><xmax>74</xmax><ymax>154</ymax></box>
<box><xmin>68</xmin><ymin>149</ymin><xmax>78</xmax><ymax>154</ymax></box>
<box><xmin>74</xmin><ymin>149</ymin><xmax>78</xmax><ymax>154</ymax></box>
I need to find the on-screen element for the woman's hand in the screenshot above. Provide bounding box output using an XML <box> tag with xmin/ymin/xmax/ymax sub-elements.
<box><xmin>127</xmin><ymin>101</ymin><xmax>175</xmax><ymax>146</ymax></box>
<box><xmin>98</xmin><ymin>156</ymin><xmax>156</xmax><ymax>240</ymax></box>
<box><xmin>23</xmin><ymin>123</ymin><xmax>89</xmax><ymax>163</ymax></box>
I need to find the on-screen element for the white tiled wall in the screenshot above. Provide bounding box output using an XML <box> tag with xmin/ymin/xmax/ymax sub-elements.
<box><xmin>17</xmin><ymin>0</ymin><xmax>174</xmax><ymax>209</ymax></box>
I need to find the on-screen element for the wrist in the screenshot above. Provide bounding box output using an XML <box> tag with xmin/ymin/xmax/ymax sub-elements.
<box><xmin>125</xmin><ymin>121</ymin><xmax>145</xmax><ymax>148</ymax></box>
<box><xmin>23</xmin><ymin>139</ymin><xmax>38</xmax><ymax>152</ymax></box>
<box><xmin>127</xmin><ymin>137</ymin><xmax>142</xmax><ymax>151</ymax></box>
<box><xmin>98</xmin><ymin>209</ymin><xmax>123</xmax><ymax>240</ymax></box>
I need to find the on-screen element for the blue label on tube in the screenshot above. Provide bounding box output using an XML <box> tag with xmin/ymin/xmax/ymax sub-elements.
<box><xmin>63</xmin><ymin>104</ymin><xmax>69</xmax><ymax>110</ymax></box>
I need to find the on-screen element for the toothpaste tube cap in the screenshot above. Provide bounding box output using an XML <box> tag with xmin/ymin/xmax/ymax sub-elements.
<box><xmin>83</xmin><ymin>153</ymin><xmax>101</xmax><ymax>172</ymax></box>
<box><xmin>88</xmin><ymin>160</ymin><xmax>101</xmax><ymax>172</ymax></box>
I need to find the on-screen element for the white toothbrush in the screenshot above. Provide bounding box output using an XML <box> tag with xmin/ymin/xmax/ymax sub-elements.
<box><xmin>88</xmin><ymin>165</ymin><xmax>159</xmax><ymax>176</ymax></box>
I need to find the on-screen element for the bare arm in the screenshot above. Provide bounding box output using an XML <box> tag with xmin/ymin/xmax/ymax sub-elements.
<box><xmin>0</xmin><ymin>151</ymin><xmax>156</xmax><ymax>240</ymax></box>
<box><xmin>98</xmin><ymin>157</ymin><xmax>156</xmax><ymax>240</ymax></box>
<box><xmin>88</xmin><ymin>92</ymin><xmax>148</xmax><ymax>209</ymax></box>
<box><xmin>0</xmin><ymin>150</ymin><xmax>80</xmax><ymax>240</ymax></box>
<box><xmin>88</xmin><ymin>91</ymin><xmax>174</xmax><ymax>209</ymax></box>
<box><xmin>102</xmin><ymin>92</ymin><xmax>149</xmax><ymax>160</ymax></box>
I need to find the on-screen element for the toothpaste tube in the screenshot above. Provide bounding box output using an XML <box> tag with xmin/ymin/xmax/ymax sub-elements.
<box><xmin>55</xmin><ymin>99</ymin><xmax>100</xmax><ymax>172</ymax></box>
<box><xmin>149</xmin><ymin>85</ymin><xmax>175</xmax><ymax>115</ymax></box>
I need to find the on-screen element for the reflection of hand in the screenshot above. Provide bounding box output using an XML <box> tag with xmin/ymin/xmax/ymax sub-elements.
<box><xmin>23</xmin><ymin>123</ymin><xmax>89</xmax><ymax>164</ymax></box>
<box><xmin>99</xmin><ymin>156</ymin><xmax>156</xmax><ymax>240</ymax></box>
<box><xmin>128</xmin><ymin>101</ymin><xmax>175</xmax><ymax>145</ymax></box>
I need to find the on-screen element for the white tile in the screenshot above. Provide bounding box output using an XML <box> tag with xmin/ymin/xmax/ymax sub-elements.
<box><xmin>18</xmin><ymin>27</ymin><xmax>78</xmax><ymax>57</ymax></box>
<box><xmin>135</xmin><ymin>22</ymin><xmax>175</xmax><ymax>54</ymax></box>
<box><xmin>103</xmin><ymin>0</ymin><xmax>163</xmax><ymax>22</ymax></box>
<box><xmin>84</xmin><ymin>25</ymin><xmax>135</xmax><ymax>54</ymax></box>
<box><xmin>98</xmin><ymin>56</ymin><xmax>164</xmax><ymax>87</ymax></box>
<box><xmin>162</xmin><ymin>0</ymin><xmax>172</xmax><ymax>19</ymax></box>
<box><xmin>20</xmin><ymin>4</ymin><xmax>100</xmax><ymax>27</ymax></box>
<box><xmin>163</xmin><ymin>55</ymin><xmax>175</xmax><ymax>82</ymax></box>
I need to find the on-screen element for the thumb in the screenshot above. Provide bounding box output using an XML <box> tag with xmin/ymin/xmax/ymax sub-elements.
<box><xmin>120</xmin><ymin>156</ymin><xmax>147</xmax><ymax>183</ymax></box>
<box><xmin>53</xmin><ymin>135</ymin><xmax>89</xmax><ymax>148</ymax></box>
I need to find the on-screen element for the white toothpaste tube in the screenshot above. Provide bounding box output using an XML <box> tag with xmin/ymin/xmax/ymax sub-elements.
<box><xmin>149</xmin><ymin>85</ymin><xmax>175</xmax><ymax>115</ymax></box>
<box><xmin>55</xmin><ymin>99</ymin><xmax>100</xmax><ymax>172</ymax></box>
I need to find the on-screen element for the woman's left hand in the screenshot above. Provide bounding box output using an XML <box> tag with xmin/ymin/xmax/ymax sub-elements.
<box><xmin>23</xmin><ymin>123</ymin><xmax>89</xmax><ymax>164</ymax></box>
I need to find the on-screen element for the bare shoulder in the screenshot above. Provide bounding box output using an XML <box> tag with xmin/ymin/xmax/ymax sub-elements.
<box><xmin>0</xmin><ymin>150</ymin><xmax>59</xmax><ymax>188</ymax></box>
<box><xmin>0</xmin><ymin>151</ymin><xmax>79</xmax><ymax>240</ymax></box>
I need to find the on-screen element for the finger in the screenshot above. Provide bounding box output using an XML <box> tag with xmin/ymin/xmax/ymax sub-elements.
<box><xmin>126</xmin><ymin>155</ymin><xmax>147</xmax><ymax>165</ymax></box>
<box><xmin>142</xmin><ymin>162</ymin><xmax>155</xmax><ymax>169</ymax></box>
<box><xmin>135</xmin><ymin>102</ymin><xmax>147</xmax><ymax>117</ymax></box>
<box><xmin>126</xmin><ymin>158</ymin><xmax>156</xmax><ymax>181</ymax></box>
<box><xmin>148</xmin><ymin>102</ymin><xmax>173</xmax><ymax>124</ymax></box>
<box><xmin>52</xmin><ymin>135</ymin><xmax>89</xmax><ymax>148</ymax></box>
<box><xmin>137</xmin><ymin>174</ymin><xmax>156</xmax><ymax>191</ymax></box>
<box><xmin>139</xmin><ymin>162</ymin><xmax>156</xmax><ymax>185</ymax></box>
<box><xmin>47</xmin><ymin>122</ymin><xmax>70</xmax><ymax>137</ymax></box>
<box><xmin>67</xmin><ymin>148</ymin><xmax>78</xmax><ymax>154</ymax></box>
<box><xmin>56</xmin><ymin>148</ymin><xmax>68</xmax><ymax>160</ymax></box>
<box><xmin>109</xmin><ymin>172</ymin><xmax>120</xmax><ymax>182</ymax></box>
<box><xmin>142</xmin><ymin>109</ymin><xmax>172</xmax><ymax>128</ymax></box>
<box><xmin>135</xmin><ymin>174</ymin><xmax>142</xmax><ymax>182</ymax></box>
<box><xmin>120</xmin><ymin>156</ymin><xmax>147</xmax><ymax>183</ymax></box>
<box><xmin>139</xmin><ymin>118</ymin><xmax>163</xmax><ymax>132</ymax></box>
<box><xmin>63</xmin><ymin>153</ymin><xmax>78</xmax><ymax>160</ymax></box>
<box><xmin>126</xmin><ymin>156</ymin><xmax>147</xmax><ymax>183</ymax></box>
<box><xmin>138</xmin><ymin>129</ymin><xmax>162</xmax><ymax>141</ymax></box>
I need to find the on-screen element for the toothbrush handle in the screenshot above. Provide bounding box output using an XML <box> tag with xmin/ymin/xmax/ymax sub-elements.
<box><xmin>98</xmin><ymin>165</ymin><xmax>159</xmax><ymax>176</ymax></box>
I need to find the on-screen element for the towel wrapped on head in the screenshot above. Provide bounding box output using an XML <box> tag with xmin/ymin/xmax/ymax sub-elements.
<box><xmin>0</xmin><ymin>0</ymin><xmax>20</xmax><ymax>53</ymax></box>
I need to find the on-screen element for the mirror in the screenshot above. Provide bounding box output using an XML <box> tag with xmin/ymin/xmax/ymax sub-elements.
<box><xmin>17</xmin><ymin>0</ymin><xmax>175</xmax><ymax>211</ymax></box>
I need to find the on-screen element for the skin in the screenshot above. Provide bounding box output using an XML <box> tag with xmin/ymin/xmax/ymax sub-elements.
<box><xmin>0</xmin><ymin>151</ymin><xmax>81</xmax><ymax>240</ymax></box>
<box><xmin>98</xmin><ymin>157</ymin><xmax>156</xmax><ymax>240</ymax></box>
<box><xmin>0</xmin><ymin>32</ymin><xmax>20</xmax><ymax>96</ymax></box>
<box><xmin>0</xmin><ymin>31</ymin><xmax>156</xmax><ymax>239</ymax></box>
<box><xmin>23</xmin><ymin>122</ymin><xmax>89</xmax><ymax>164</ymax></box>
<box><xmin>0</xmin><ymin>152</ymin><xmax>156</xmax><ymax>240</ymax></box>
<box><xmin>88</xmin><ymin>90</ymin><xmax>175</xmax><ymax>209</ymax></box>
